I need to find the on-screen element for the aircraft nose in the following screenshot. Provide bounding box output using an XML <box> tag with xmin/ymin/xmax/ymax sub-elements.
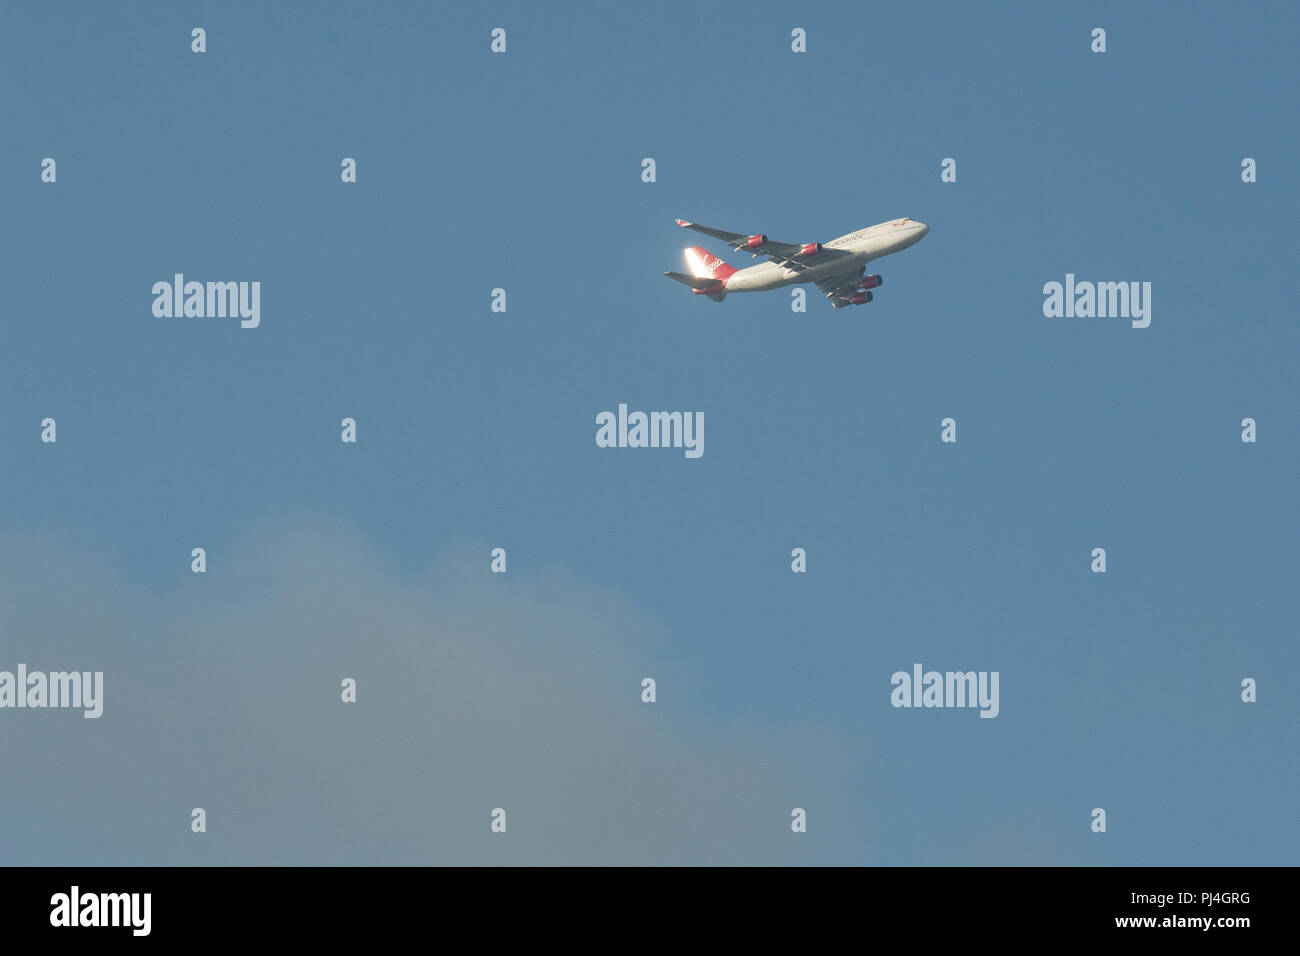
<box><xmin>915</xmin><ymin>221</ymin><xmax>929</xmax><ymax>237</ymax></box>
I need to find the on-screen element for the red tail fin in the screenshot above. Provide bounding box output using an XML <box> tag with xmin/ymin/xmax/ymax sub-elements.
<box><xmin>683</xmin><ymin>246</ymin><xmax>736</xmax><ymax>282</ymax></box>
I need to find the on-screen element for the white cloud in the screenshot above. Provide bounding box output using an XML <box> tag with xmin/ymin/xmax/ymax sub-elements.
<box><xmin>0</xmin><ymin>520</ymin><xmax>859</xmax><ymax>864</ymax></box>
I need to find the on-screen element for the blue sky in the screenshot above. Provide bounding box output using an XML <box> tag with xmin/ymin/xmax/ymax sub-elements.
<box><xmin>1</xmin><ymin>0</ymin><xmax>1296</xmax><ymax>864</ymax></box>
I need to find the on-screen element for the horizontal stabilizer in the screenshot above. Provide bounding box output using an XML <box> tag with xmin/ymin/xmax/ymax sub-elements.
<box><xmin>664</xmin><ymin>271</ymin><xmax>722</xmax><ymax>290</ymax></box>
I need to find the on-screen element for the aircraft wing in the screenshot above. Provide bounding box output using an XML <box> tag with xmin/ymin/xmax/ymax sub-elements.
<box><xmin>675</xmin><ymin>219</ymin><xmax>851</xmax><ymax>272</ymax></box>
<box><xmin>815</xmin><ymin>271</ymin><xmax>870</xmax><ymax>308</ymax></box>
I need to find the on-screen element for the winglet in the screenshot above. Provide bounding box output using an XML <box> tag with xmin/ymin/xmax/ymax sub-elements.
<box><xmin>675</xmin><ymin>219</ymin><xmax>691</xmax><ymax>227</ymax></box>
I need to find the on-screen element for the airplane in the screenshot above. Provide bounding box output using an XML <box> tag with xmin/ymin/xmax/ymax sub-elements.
<box><xmin>664</xmin><ymin>217</ymin><xmax>929</xmax><ymax>308</ymax></box>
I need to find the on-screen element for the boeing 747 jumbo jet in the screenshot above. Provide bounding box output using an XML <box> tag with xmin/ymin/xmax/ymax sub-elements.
<box><xmin>664</xmin><ymin>217</ymin><xmax>929</xmax><ymax>308</ymax></box>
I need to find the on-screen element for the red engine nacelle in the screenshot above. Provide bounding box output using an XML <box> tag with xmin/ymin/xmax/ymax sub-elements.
<box><xmin>800</xmin><ymin>242</ymin><xmax>822</xmax><ymax>256</ymax></box>
<box><xmin>850</xmin><ymin>291</ymin><xmax>873</xmax><ymax>305</ymax></box>
<box><xmin>744</xmin><ymin>234</ymin><xmax>768</xmax><ymax>249</ymax></box>
<box><xmin>859</xmin><ymin>274</ymin><xmax>883</xmax><ymax>290</ymax></box>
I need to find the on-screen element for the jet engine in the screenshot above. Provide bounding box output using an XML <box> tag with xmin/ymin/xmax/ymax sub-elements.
<box><xmin>859</xmin><ymin>274</ymin><xmax>883</xmax><ymax>290</ymax></box>
<box><xmin>800</xmin><ymin>242</ymin><xmax>823</xmax><ymax>256</ymax></box>
<box><xmin>850</xmin><ymin>291</ymin><xmax>873</xmax><ymax>305</ymax></box>
<box><xmin>743</xmin><ymin>234</ymin><xmax>767</xmax><ymax>250</ymax></box>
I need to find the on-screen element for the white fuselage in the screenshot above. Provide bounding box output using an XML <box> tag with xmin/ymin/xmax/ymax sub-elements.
<box><xmin>722</xmin><ymin>218</ymin><xmax>929</xmax><ymax>292</ymax></box>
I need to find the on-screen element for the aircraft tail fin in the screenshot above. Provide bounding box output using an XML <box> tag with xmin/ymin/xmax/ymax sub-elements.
<box><xmin>683</xmin><ymin>246</ymin><xmax>737</xmax><ymax>281</ymax></box>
